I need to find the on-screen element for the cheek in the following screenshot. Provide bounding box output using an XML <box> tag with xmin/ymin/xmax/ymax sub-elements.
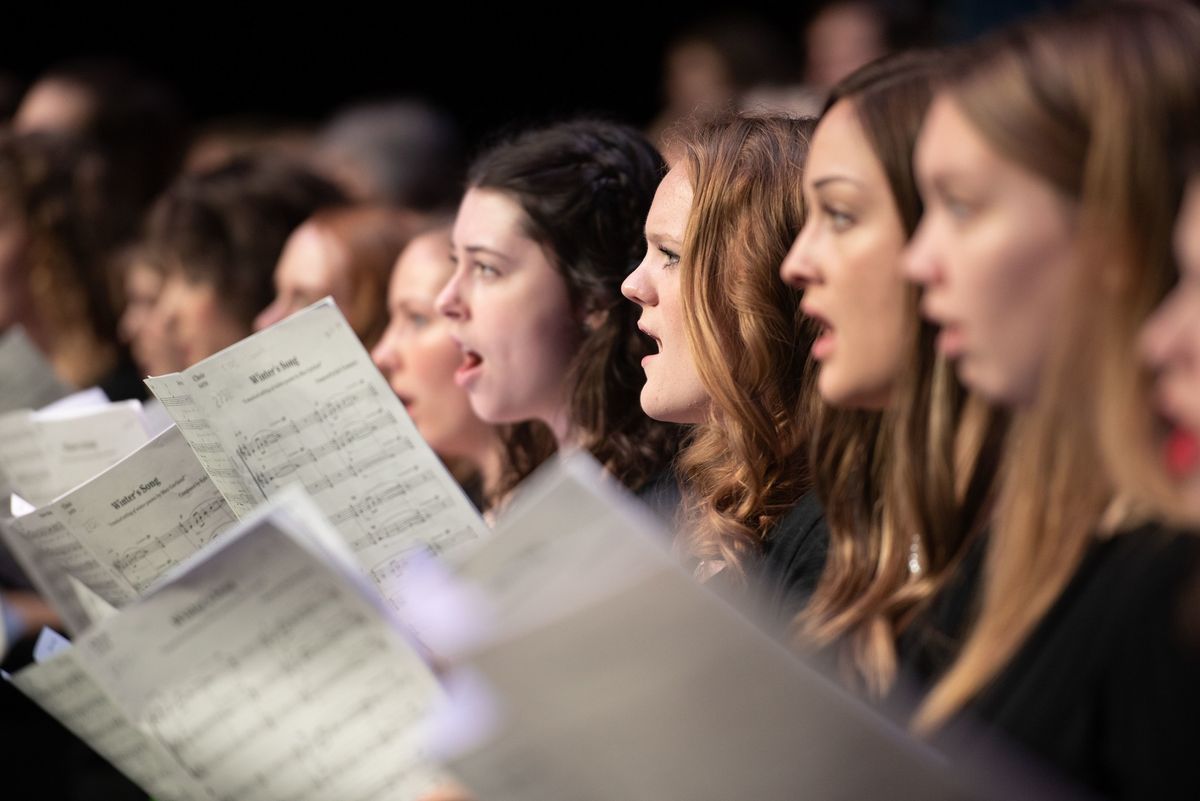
<box><xmin>410</xmin><ymin>335</ymin><xmax>465</xmax><ymax>389</ymax></box>
<box><xmin>496</xmin><ymin>288</ymin><xmax>580</xmax><ymax>376</ymax></box>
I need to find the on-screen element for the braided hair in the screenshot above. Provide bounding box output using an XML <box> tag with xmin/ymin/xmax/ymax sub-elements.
<box><xmin>468</xmin><ymin>119</ymin><xmax>683</xmax><ymax>495</ymax></box>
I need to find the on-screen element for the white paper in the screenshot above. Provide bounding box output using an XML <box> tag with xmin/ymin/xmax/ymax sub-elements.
<box><xmin>9</xmin><ymin>639</ymin><xmax>211</xmax><ymax>801</ymax></box>
<box><xmin>1</xmin><ymin>426</ymin><xmax>236</xmax><ymax>632</ymax></box>
<box><xmin>0</xmin><ymin>326</ymin><xmax>70</xmax><ymax>414</ymax></box>
<box><xmin>428</xmin><ymin>453</ymin><xmax>993</xmax><ymax>801</ymax></box>
<box><xmin>39</xmin><ymin>386</ymin><xmax>109</xmax><ymax>414</ymax></box>
<box><xmin>146</xmin><ymin>298</ymin><xmax>489</xmax><ymax>614</ymax></box>
<box><xmin>77</xmin><ymin>490</ymin><xmax>447</xmax><ymax>801</ymax></box>
<box><xmin>0</xmin><ymin>401</ymin><xmax>150</xmax><ymax>507</ymax></box>
<box><xmin>10</xmin><ymin>492</ymin><xmax>34</xmax><ymax>518</ymax></box>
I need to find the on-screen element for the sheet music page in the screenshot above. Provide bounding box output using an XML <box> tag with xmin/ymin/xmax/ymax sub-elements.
<box><xmin>142</xmin><ymin>373</ymin><xmax>263</xmax><ymax>513</ymax></box>
<box><xmin>429</xmin><ymin>454</ymin><xmax>665</xmax><ymax>654</ymax></box>
<box><xmin>1</xmin><ymin>426</ymin><xmax>237</xmax><ymax>632</ymax></box>
<box><xmin>39</xmin><ymin>386</ymin><xmax>109</xmax><ymax>414</ymax></box>
<box><xmin>0</xmin><ymin>401</ymin><xmax>150</xmax><ymax>507</ymax></box>
<box><xmin>1</xmin><ymin>505</ymin><xmax>137</xmax><ymax>633</ymax></box>
<box><xmin>76</xmin><ymin>497</ymin><xmax>447</xmax><ymax>801</ymax></box>
<box><xmin>429</xmin><ymin>454</ymin><xmax>991</xmax><ymax>801</ymax></box>
<box><xmin>8</xmin><ymin>638</ymin><xmax>211</xmax><ymax>801</ymax></box>
<box><xmin>146</xmin><ymin>299</ymin><xmax>489</xmax><ymax>613</ymax></box>
<box><xmin>0</xmin><ymin>326</ymin><xmax>70</xmax><ymax>413</ymax></box>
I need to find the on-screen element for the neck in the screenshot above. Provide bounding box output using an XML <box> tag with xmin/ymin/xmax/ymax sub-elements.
<box><xmin>473</xmin><ymin>437</ymin><xmax>506</xmax><ymax>503</ymax></box>
<box><xmin>544</xmin><ymin>405</ymin><xmax>576</xmax><ymax>451</ymax></box>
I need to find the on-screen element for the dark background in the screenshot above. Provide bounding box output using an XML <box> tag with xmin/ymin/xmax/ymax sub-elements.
<box><xmin>2</xmin><ymin>1</ymin><xmax>1057</xmax><ymax>148</ymax></box>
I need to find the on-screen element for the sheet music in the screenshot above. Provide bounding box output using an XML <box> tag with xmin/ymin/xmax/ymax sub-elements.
<box><xmin>0</xmin><ymin>401</ymin><xmax>150</xmax><ymax>507</ymax></box>
<box><xmin>0</xmin><ymin>326</ymin><xmax>70</xmax><ymax>413</ymax></box>
<box><xmin>142</xmin><ymin>373</ymin><xmax>263</xmax><ymax>514</ymax></box>
<box><xmin>76</xmin><ymin>494</ymin><xmax>447</xmax><ymax>801</ymax></box>
<box><xmin>426</xmin><ymin>454</ymin><xmax>995</xmax><ymax>801</ymax></box>
<box><xmin>1</xmin><ymin>426</ymin><xmax>236</xmax><ymax>632</ymax></box>
<box><xmin>146</xmin><ymin>298</ymin><xmax>489</xmax><ymax>613</ymax></box>
<box><xmin>8</xmin><ymin>632</ymin><xmax>211</xmax><ymax>801</ymax></box>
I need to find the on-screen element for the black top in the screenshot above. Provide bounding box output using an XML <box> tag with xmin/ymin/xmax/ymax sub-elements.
<box><xmin>747</xmin><ymin>490</ymin><xmax>830</xmax><ymax>634</ymax></box>
<box><xmin>635</xmin><ymin>468</ymin><xmax>684</xmax><ymax>530</ymax></box>
<box><xmin>897</xmin><ymin>532</ymin><xmax>988</xmax><ymax>691</ymax></box>
<box><xmin>942</xmin><ymin>525</ymin><xmax>1200</xmax><ymax>800</ymax></box>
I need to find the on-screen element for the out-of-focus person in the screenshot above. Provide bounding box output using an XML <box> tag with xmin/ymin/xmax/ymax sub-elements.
<box><xmin>255</xmin><ymin>205</ymin><xmax>425</xmax><ymax>348</ymax></box>
<box><xmin>313</xmin><ymin>99</ymin><xmax>464</xmax><ymax>213</ymax></box>
<box><xmin>142</xmin><ymin>154</ymin><xmax>346</xmax><ymax>369</ymax></box>
<box><xmin>372</xmin><ymin>225</ymin><xmax>504</xmax><ymax>509</ymax></box>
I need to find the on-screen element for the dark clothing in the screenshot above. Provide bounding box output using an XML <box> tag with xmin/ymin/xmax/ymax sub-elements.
<box><xmin>943</xmin><ymin>525</ymin><xmax>1200</xmax><ymax>800</ymax></box>
<box><xmin>635</xmin><ymin>468</ymin><xmax>684</xmax><ymax>530</ymax></box>
<box><xmin>748</xmin><ymin>490</ymin><xmax>830</xmax><ymax>634</ymax></box>
<box><xmin>898</xmin><ymin>532</ymin><xmax>988</xmax><ymax>690</ymax></box>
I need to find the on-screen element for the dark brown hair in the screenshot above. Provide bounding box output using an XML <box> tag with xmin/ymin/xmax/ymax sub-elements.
<box><xmin>144</xmin><ymin>154</ymin><xmax>347</xmax><ymax>328</ymax></box>
<box><xmin>468</xmin><ymin>119</ymin><xmax>684</xmax><ymax>496</ymax></box>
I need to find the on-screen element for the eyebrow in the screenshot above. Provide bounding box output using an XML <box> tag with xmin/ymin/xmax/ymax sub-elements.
<box><xmin>644</xmin><ymin>230</ymin><xmax>683</xmax><ymax>248</ymax></box>
<box><xmin>812</xmin><ymin>175</ymin><xmax>863</xmax><ymax>190</ymax></box>
<box><xmin>463</xmin><ymin>244</ymin><xmax>512</xmax><ymax>261</ymax></box>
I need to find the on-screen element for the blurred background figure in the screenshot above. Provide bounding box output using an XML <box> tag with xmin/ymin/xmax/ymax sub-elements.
<box><xmin>647</xmin><ymin>15</ymin><xmax>792</xmax><ymax>159</ymax></box>
<box><xmin>0</xmin><ymin>131</ymin><xmax>131</xmax><ymax>392</ymax></box>
<box><xmin>313</xmin><ymin>99</ymin><xmax>464</xmax><ymax>213</ymax></box>
<box><xmin>112</xmin><ymin>244</ymin><xmax>179</xmax><ymax>377</ymax></box>
<box><xmin>184</xmin><ymin>114</ymin><xmax>317</xmax><ymax>175</ymax></box>
<box><xmin>254</xmin><ymin>205</ymin><xmax>425</xmax><ymax>348</ymax></box>
<box><xmin>0</xmin><ymin>71</ymin><xmax>21</xmax><ymax>124</ymax></box>
<box><xmin>372</xmin><ymin>224</ymin><xmax>503</xmax><ymax>509</ymax></box>
<box><xmin>142</xmin><ymin>154</ymin><xmax>346</xmax><ymax>369</ymax></box>
<box><xmin>803</xmin><ymin>1</ymin><xmax>891</xmax><ymax>91</ymax></box>
<box><xmin>13</xmin><ymin>59</ymin><xmax>190</xmax><ymax>251</ymax></box>
<box><xmin>745</xmin><ymin>1</ymin><xmax>935</xmax><ymax>117</ymax></box>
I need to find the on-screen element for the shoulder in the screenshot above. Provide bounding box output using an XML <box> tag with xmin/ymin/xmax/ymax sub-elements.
<box><xmin>752</xmin><ymin>491</ymin><xmax>830</xmax><ymax>629</ymax></box>
<box><xmin>761</xmin><ymin>491</ymin><xmax>829</xmax><ymax>572</ymax></box>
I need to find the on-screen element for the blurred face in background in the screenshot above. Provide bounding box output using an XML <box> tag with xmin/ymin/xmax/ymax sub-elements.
<box><xmin>1140</xmin><ymin>177</ymin><xmax>1200</xmax><ymax>504</ymax></box>
<box><xmin>805</xmin><ymin>2</ymin><xmax>888</xmax><ymax>90</ymax></box>
<box><xmin>13</xmin><ymin>78</ymin><xmax>94</xmax><ymax>135</ymax></box>
<box><xmin>118</xmin><ymin>259</ymin><xmax>179</xmax><ymax>376</ymax></box>
<box><xmin>148</xmin><ymin>271</ymin><xmax>249</xmax><ymax>369</ymax></box>
<box><xmin>254</xmin><ymin>222</ymin><xmax>353</xmax><ymax>331</ymax></box>
<box><xmin>665</xmin><ymin>40</ymin><xmax>734</xmax><ymax>113</ymax></box>
<box><xmin>372</xmin><ymin>227</ymin><xmax>494</xmax><ymax>459</ymax></box>
<box><xmin>781</xmin><ymin>99</ymin><xmax>909</xmax><ymax>410</ymax></box>
<box><xmin>905</xmin><ymin>94</ymin><xmax>1078</xmax><ymax>407</ymax></box>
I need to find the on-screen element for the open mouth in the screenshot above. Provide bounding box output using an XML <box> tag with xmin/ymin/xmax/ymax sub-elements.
<box><xmin>637</xmin><ymin>324</ymin><xmax>663</xmax><ymax>364</ymax></box>
<box><xmin>802</xmin><ymin>308</ymin><xmax>835</xmax><ymax>360</ymax></box>
<box><xmin>455</xmin><ymin>348</ymin><xmax>484</xmax><ymax>387</ymax></box>
<box><xmin>1165</xmin><ymin>425</ymin><xmax>1200</xmax><ymax>477</ymax></box>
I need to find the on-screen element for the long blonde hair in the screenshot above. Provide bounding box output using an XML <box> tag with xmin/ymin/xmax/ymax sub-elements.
<box><xmin>916</xmin><ymin>1</ymin><xmax>1200</xmax><ymax>731</ymax></box>
<box><xmin>793</xmin><ymin>53</ymin><xmax>1007</xmax><ymax>697</ymax></box>
<box><xmin>673</xmin><ymin>113</ymin><xmax>819</xmax><ymax>581</ymax></box>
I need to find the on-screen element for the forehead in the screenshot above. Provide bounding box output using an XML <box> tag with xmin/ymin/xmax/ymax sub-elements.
<box><xmin>277</xmin><ymin>224</ymin><xmax>341</xmax><ymax>283</ymax></box>
<box><xmin>646</xmin><ymin>167</ymin><xmax>693</xmax><ymax>234</ymax></box>
<box><xmin>454</xmin><ymin>187</ymin><xmax>532</xmax><ymax>245</ymax></box>
<box><xmin>392</xmin><ymin>231</ymin><xmax>454</xmax><ymax>300</ymax></box>
<box><xmin>807</xmin><ymin>99</ymin><xmax>888</xmax><ymax>188</ymax></box>
<box><xmin>914</xmin><ymin>94</ymin><xmax>995</xmax><ymax>178</ymax></box>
